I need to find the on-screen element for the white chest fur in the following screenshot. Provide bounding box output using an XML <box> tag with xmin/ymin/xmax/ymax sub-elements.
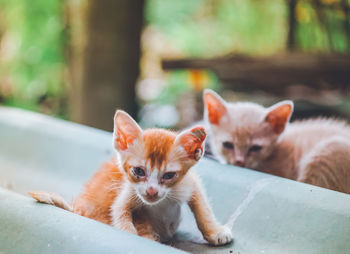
<box><xmin>141</xmin><ymin>199</ymin><xmax>182</xmax><ymax>242</ymax></box>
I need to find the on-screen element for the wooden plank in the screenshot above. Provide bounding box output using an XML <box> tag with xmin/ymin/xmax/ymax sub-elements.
<box><xmin>162</xmin><ymin>54</ymin><xmax>350</xmax><ymax>95</ymax></box>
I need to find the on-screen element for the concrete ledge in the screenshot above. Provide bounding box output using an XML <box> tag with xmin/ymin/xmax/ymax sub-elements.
<box><xmin>0</xmin><ymin>107</ymin><xmax>350</xmax><ymax>254</ymax></box>
<box><xmin>0</xmin><ymin>188</ymin><xmax>184</xmax><ymax>254</ymax></box>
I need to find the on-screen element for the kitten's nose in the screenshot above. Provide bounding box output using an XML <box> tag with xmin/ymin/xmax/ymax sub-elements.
<box><xmin>146</xmin><ymin>187</ymin><xmax>158</xmax><ymax>198</ymax></box>
<box><xmin>235</xmin><ymin>160</ymin><xmax>245</xmax><ymax>167</ymax></box>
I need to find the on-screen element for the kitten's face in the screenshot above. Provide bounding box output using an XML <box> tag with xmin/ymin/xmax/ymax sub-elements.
<box><xmin>204</xmin><ymin>89</ymin><xmax>293</xmax><ymax>169</ymax></box>
<box><xmin>113</xmin><ymin>111</ymin><xmax>206</xmax><ymax>205</ymax></box>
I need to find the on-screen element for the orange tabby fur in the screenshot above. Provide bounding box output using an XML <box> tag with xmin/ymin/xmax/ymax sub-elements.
<box><xmin>73</xmin><ymin>159</ymin><xmax>121</xmax><ymax>224</ymax></box>
<box><xmin>31</xmin><ymin>110</ymin><xmax>232</xmax><ymax>245</ymax></box>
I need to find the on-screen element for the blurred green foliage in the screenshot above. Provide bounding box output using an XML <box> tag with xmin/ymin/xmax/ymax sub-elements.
<box><xmin>0</xmin><ymin>0</ymin><xmax>348</xmax><ymax>119</ymax></box>
<box><xmin>146</xmin><ymin>0</ymin><xmax>349</xmax><ymax>55</ymax></box>
<box><xmin>146</xmin><ymin>0</ymin><xmax>287</xmax><ymax>56</ymax></box>
<box><xmin>0</xmin><ymin>0</ymin><xmax>65</xmax><ymax>115</ymax></box>
<box><xmin>296</xmin><ymin>0</ymin><xmax>349</xmax><ymax>51</ymax></box>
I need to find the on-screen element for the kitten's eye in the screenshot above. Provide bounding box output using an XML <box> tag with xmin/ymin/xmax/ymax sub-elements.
<box><xmin>223</xmin><ymin>141</ymin><xmax>234</xmax><ymax>149</ymax></box>
<box><xmin>249</xmin><ymin>145</ymin><xmax>262</xmax><ymax>152</ymax></box>
<box><xmin>162</xmin><ymin>172</ymin><xmax>177</xmax><ymax>180</ymax></box>
<box><xmin>133</xmin><ymin>167</ymin><xmax>146</xmax><ymax>177</ymax></box>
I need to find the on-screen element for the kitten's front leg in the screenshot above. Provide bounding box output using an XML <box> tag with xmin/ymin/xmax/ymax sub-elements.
<box><xmin>188</xmin><ymin>178</ymin><xmax>232</xmax><ymax>246</ymax></box>
<box><xmin>111</xmin><ymin>184</ymin><xmax>138</xmax><ymax>235</ymax></box>
<box><xmin>133</xmin><ymin>212</ymin><xmax>160</xmax><ymax>241</ymax></box>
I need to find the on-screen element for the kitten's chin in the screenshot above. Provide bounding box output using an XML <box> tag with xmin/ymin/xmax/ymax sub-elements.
<box><xmin>245</xmin><ymin>161</ymin><xmax>259</xmax><ymax>170</ymax></box>
<box><xmin>138</xmin><ymin>193</ymin><xmax>166</xmax><ymax>206</ymax></box>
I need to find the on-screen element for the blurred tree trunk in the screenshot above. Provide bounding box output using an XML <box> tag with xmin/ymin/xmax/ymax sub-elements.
<box><xmin>340</xmin><ymin>0</ymin><xmax>350</xmax><ymax>50</ymax></box>
<box><xmin>286</xmin><ymin>0</ymin><xmax>298</xmax><ymax>51</ymax></box>
<box><xmin>67</xmin><ymin>0</ymin><xmax>144</xmax><ymax>131</ymax></box>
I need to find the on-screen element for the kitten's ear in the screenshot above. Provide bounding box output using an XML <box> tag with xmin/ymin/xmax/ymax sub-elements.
<box><xmin>113</xmin><ymin>110</ymin><xmax>142</xmax><ymax>151</ymax></box>
<box><xmin>175</xmin><ymin>126</ymin><xmax>207</xmax><ymax>161</ymax></box>
<box><xmin>265</xmin><ymin>100</ymin><xmax>294</xmax><ymax>134</ymax></box>
<box><xmin>203</xmin><ymin>89</ymin><xmax>227</xmax><ymax>125</ymax></box>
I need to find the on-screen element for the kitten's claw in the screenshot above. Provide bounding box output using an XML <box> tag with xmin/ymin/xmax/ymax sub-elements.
<box><xmin>206</xmin><ymin>226</ymin><xmax>232</xmax><ymax>246</ymax></box>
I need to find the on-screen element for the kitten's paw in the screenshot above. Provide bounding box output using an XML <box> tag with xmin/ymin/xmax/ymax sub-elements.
<box><xmin>141</xmin><ymin>232</ymin><xmax>160</xmax><ymax>242</ymax></box>
<box><xmin>206</xmin><ymin>226</ymin><xmax>232</xmax><ymax>246</ymax></box>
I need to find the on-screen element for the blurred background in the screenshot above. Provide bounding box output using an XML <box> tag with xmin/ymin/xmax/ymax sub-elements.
<box><xmin>0</xmin><ymin>0</ymin><xmax>349</xmax><ymax>131</ymax></box>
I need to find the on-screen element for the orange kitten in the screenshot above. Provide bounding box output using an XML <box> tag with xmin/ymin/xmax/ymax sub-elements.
<box><xmin>204</xmin><ymin>89</ymin><xmax>350</xmax><ymax>194</ymax></box>
<box><xmin>31</xmin><ymin>110</ymin><xmax>232</xmax><ymax>245</ymax></box>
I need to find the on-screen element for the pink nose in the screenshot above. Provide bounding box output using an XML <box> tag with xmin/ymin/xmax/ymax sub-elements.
<box><xmin>146</xmin><ymin>187</ymin><xmax>158</xmax><ymax>198</ymax></box>
<box><xmin>235</xmin><ymin>160</ymin><xmax>245</xmax><ymax>167</ymax></box>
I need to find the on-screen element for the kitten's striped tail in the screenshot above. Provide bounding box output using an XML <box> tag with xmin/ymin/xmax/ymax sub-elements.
<box><xmin>29</xmin><ymin>191</ymin><xmax>73</xmax><ymax>212</ymax></box>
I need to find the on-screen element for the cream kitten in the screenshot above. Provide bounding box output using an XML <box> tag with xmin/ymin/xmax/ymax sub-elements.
<box><xmin>203</xmin><ymin>89</ymin><xmax>350</xmax><ymax>194</ymax></box>
<box><xmin>31</xmin><ymin>110</ymin><xmax>232</xmax><ymax>245</ymax></box>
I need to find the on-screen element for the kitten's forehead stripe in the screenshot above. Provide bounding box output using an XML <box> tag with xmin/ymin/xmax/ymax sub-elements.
<box><xmin>221</xmin><ymin>103</ymin><xmax>271</xmax><ymax>144</ymax></box>
<box><xmin>143</xmin><ymin>129</ymin><xmax>176</xmax><ymax>170</ymax></box>
<box><xmin>227</xmin><ymin>102</ymin><xmax>265</xmax><ymax>127</ymax></box>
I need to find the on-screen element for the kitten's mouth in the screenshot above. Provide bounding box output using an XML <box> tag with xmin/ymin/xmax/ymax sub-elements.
<box><xmin>140</xmin><ymin>194</ymin><xmax>165</xmax><ymax>206</ymax></box>
<box><xmin>145</xmin><ymin>196</ymin><xmax>159</xmax><ymax>202</ymax></box>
